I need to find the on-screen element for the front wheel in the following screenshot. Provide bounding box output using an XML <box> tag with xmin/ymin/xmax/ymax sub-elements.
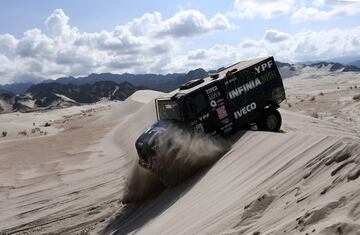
<box><xmin>257</xmin><ymin>109</ymin><xmax>282</xmax><ymax>132</ymax></box>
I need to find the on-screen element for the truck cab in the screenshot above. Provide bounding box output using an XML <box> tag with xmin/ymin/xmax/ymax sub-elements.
<box><xmin>159</xmin><ymin>77</ymin><xmax>237</xmax><ymax>131</ymax></box>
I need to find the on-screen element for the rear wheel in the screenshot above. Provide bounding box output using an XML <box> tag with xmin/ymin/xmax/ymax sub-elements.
<box><xmin>257</xmin><ymin>109</ymin><xmax>282</xmax><ymax>132</ymax></box>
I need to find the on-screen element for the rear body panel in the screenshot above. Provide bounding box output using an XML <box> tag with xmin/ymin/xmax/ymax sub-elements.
<box><xmin>222</xmin><ymin>57</ymin><xmax>285</xmax><ymax>128</ymax></box>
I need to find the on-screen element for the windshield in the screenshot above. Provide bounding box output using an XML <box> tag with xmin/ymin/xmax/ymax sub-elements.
<box><xmin>156</xmin><ymin>99</ymin><xmax>182</xmax><ymax>121</ymax></box>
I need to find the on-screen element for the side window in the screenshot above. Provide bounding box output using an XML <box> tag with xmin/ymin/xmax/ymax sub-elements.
<box><xmin>185</xmin><ymin>93</ymin><xmax>208</xmax><ymax>120</ymax></box>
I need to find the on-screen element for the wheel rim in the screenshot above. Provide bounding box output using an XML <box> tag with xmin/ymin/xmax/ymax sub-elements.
<box><xmin>266</xmin><ymin>114</ymin><xmax>278</xmax><ymax>130</ymax></box>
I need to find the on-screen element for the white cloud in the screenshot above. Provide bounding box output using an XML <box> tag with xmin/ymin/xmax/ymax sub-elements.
<box><xmin>1</xmin><ymin>6</ymin><xmax>359</xmax><ymax>85</ymax></box>
<box><xmin>163</xmin><ymin>27</ymin><xmax>360</xmax><ymax>72</ymax></box>
<box><xmin>127</xmin><ymin>10</ymin><xmax>231</xmax><ymax>38</ymax></box>
<box><xmin>291</xmin><ymin>1</ymin><xmax>360</xmax><ymax>22</ymax></box>
<box><xmin>45</xmin><ymin>9</ymin><xmax>74</xmax><ymax>38</ymax></box>
<box><xmin>156</xmin><ymin>11</ymin><xmax>231</xmax><ymax>37</ymax></box>
<box><xmin>0</xmin><ymin>9</ymin><xmax>231</xmax><ymax>84</ymax></box>
<box><xmin>16</xmin><ymin>29</ymin><xmax>54</xmax><ymax>58</ymax></box>
<box><xmin>0</xmin><ymin>54</ymin><xmax>13</xmax><ymax>78</ymax></box>
<box><xmin>0</xmin><ymin>34</ymin><xmax>18</xmax><ymax>56</ymax></box>
<box><xmin>264</xmin><ymin>30</ymin><xmax>291</xmax><ymax>42</ymax></box>
<box><xmin>125</xmin><ymin>12</ymin><xmax>162</xmax><ymax>37</ymax></box>
<box><xmin>232</xmin><ymin>0</ymin><xmax>295</xmax><ymax>19</ymax></box>
<box><xmin>230</xmin><ymin>0</ymin><xmax>360</xmax><ymax>21</ymax></box>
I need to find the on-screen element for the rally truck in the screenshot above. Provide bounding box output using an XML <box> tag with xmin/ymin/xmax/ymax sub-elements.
<box><xmin>135</xmin><ymin>56</ymin><xmax>286</xmax><ymax>185</ymax></box>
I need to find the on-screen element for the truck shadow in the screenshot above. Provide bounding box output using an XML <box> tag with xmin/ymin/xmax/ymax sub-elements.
<box><xmin>101</xmin><ymin>130</ymin><xmax>249</xmax><ymax>235</ymax></box>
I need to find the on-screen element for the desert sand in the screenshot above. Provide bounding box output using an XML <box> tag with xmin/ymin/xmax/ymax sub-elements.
<box><xmin>1</xmin><ymin>73</ymin><xmax>360</xmax><ymax>234</ymax></box>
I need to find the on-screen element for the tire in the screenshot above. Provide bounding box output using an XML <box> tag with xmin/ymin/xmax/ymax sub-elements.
<box><xmin>257</xmin><ymin>109</ymin><xmax>282</xmax><ymax>132</ymax></box>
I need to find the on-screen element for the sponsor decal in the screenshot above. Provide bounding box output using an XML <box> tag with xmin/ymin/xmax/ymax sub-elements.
<box><xmin>215</xmin><ymin>98</ymin><xmax>224</xmax><ymax>106</ymax></box>
<box><xmin>228</xmin><ymin>79</ymin><xmax>262</xmax><ymax>100</ymax></box>
<box><xmin>254</xmin><ymin>60</ymin><xmax>273</xmax><ymax>74</ymax></box>
<box><xmin>194</xmin><ymin>123</ymin><xmax>204</xmax><ymax>133</ymax></box>
<box><xmin>210</xmin><ymin>100</ymin><xmax>217</xmax><ymax>108</ymax></box>
<box><xmin>199</xmin><ymin>113</ymin><xmax>210</xmax><ymax>121</ymax></box>
<box><xmin>260</xmin><ymin>70</ymin><xmax>277</xmax><ymax>83</ymax></box>
<box><xmin>220</xmin><ymin>118</ymin><xmax>230</xmax><ymax>124</ymax></box>
<box><xmin>205</xmin><ymin>86</ymin><xmax>221</xmax><ymax>100</ymax></box>
<box><xmin>234</xmin><ymin>102</ymin><xmax>257</xmax><ymax>119</ymax></box>
<box><xmin>220</xmin><ymin>122</ymin><xmax>233</xmax><ymax>133</ymax></box>
<box><xmin>216</xmin><ymin>105</ymin><xmax>228</xmax><ymax>119</ymax></box>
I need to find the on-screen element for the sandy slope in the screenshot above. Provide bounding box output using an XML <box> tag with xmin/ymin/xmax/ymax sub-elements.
<box><xmin>281</xmin><ymin>71</ymin><xmax>360</xmax><ymax>135</ymax></box>
<box><xmin>0</xmin><ymin>102</ymin><xmax>113</xmax><ymax>141</ymax></box>
<box><xmin>1</xmin><ymin>80</ymin><xmax>360</xmax><ymax>235</ymax></box>
<box><xmin>0</xmin><ymin>102</ymin><xmax>125</xmax><ymax>233</ymax></box>
<box><xmin>100</xmin><ymin>109</ymin><xmax>360</xmax><ymax>235</ymax></box>
<box><xmin>0</xmin><ymin>90</ymin><xmax>162</xmax><ymax>234</ymax></box>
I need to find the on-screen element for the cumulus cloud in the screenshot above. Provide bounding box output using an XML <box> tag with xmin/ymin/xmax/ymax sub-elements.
<box><xmin>16</xmin><ymin>29</ymin><xmax>54</xmax><ymax>58</ymax></box>
<box><xmin>156</xmin><ymin>11</ymin><xmax>231</xmax><ymax>37</ymax></box>
<box><xmin>0</xmin><ymin>9</ymin><xmax>231</xmax><ymax>84</ymax></box>
<box><xmin>230</xmin><ymin>0</ymin><xmax>360</xmax><ymax>21</ymax></box>
<box><xmin>45</xmin><ymin>9</ymin><xmax>73</xmax><ymax>38</ymax></box>
<box><xmin>1</xmin><ymin>6</ymin><xmax>359</xmax><ymax>85</ymax></box>
<box><xmin>163</xmin><ymin>27</ymin><xmax>360</xmax><ymax>72</ymax></box>
<box><xmin>125</xmin><ymin>10</ymin><xmax>231</xmax><ymax>38</ymax></box>
<box><xmin>264</xmin><ymin>30</ymin><xmax>291</xmax><ymax>42</ymax></box>
<box><xmin>291</xmin><ymin>0</ymin><xmax>360</xmax><ymax>22</ymax></box>
<box><xmin>231</xmin><ymin>0</ymin><xmax>295</xmax><ymax>19</ymax></box>
<box><xmin>0</xmin><ymin>34</ymin><xmax>18</xmax><ymax>56</ymax></box>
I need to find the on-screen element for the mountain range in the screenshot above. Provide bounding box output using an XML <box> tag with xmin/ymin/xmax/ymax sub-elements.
<box><xmin>349</xmin><ymin>60</ymin><xmax>360</xmax><ymax>68</ymax></box>
<box><xmin>0</xmin><ymin>61</ymin><xmax>359</xmax><ymax>114</ymax></box>
<box><xmin>1</xmin><ymin>61</ymin><xmax>359</xmax><ymax>95</ymax></box>
<box><xmin>0</xmin><ymin>81</ymin><xmax>141</xmax><ymax>113</ymax></box>
<box><xmin>0</xmin><ymin>68</ymin><xmax>209</xmax><ymax>95</ymax></box>
<box><xmin>0</xmin><ymin>68</ymin><xmax>209</xmax><ymax>114</ymax></box>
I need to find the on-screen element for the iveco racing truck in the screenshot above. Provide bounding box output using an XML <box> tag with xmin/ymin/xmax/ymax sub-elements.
<box><xmin>135</xmin><ymin>57</ymin><xmax>286</xmax><ymax>184</ymax></box>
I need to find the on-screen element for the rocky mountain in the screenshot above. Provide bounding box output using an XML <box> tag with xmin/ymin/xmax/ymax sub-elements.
<box><xmin>0</xmin><ymin>69</ymin><xmax>208</xmax><ymax>95</ymax></box>
<box><xmin>0</xmin><ymin>88</ymin><xmax>12</xmax><ymax>95</ymax></box>
<box><xmin>276</xmin><ymin>61</ymin><xmax>360</xmax><ymax>79</ymax></box>
<box><xmin>301</xmin><ymin>55</ymin><xmax>360</xmax><ymax>66</ymax></box>
<box><xmin>1</xmin><ymin>61</ymin><xmax>358</xmax><ymax>96</ymax></box>
<box><xmin>0</xmin><ymin>68</ymin><xmax>209</xmax><ymax>114</ymax></box>
<box><xmin>349</xmin><ymin>60</ymin><xmax>360</xmax><ymax>68</ymax></box>
<box><xmin>0</xmin><ymin>82</ymin><xmax>33</xmax><ymax>95</ymax></box>
<box><xmin>43</xmin><ymin>62</ymin><xmax>357</xmax><ymax>91</ymax></box>
<box><xmin>0</xmin><ymin>81</ymin><xmax>141</xmax><ymax>114</ymax></box>
<box><xmin>43</xmin><ymin>68</ymin><xmax>208</xmax><ymax>92</ymax></box>
<box><xmin>1</xmin><ymin>60</ymin><xmax>359</xmax><ymax>114</ymax></box>
<box><xmin>308</xmin><ymin>62</ymin><xmax>360</xmax><ymax>72</ymax></box>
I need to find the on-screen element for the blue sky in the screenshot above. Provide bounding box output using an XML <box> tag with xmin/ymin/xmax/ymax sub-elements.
<box><xmin>0</xmin><ymin>0</ymin><xmax>360</xmax><ymax>84</ymax></box>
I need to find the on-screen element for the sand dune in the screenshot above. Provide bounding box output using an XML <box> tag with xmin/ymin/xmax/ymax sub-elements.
<box><xmin>1</xmin><ymin>79</ymin><xmax>360</xmax><ymax>234</ymax></box>
<box><xmin>103</xmin><ymin>112</ymin><xmax>360</xmax><ymax>235</ymax></box>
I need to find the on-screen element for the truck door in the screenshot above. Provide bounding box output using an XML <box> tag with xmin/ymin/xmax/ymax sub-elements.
<box><xmin>204</xmin><ymin>84</ymin><xmax>235</xmax><ymax>135</ymax></box>
<box><xmin>184</xmin><ymin>84</ymin><xmax>234</xmax><ymax>135</ymax></box>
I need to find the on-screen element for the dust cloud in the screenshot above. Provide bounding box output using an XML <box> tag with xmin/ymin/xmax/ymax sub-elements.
<box><xmin>122</xmin><ymin>124</ymin><xmax>229</xmax><ymax>203</ymax></box>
